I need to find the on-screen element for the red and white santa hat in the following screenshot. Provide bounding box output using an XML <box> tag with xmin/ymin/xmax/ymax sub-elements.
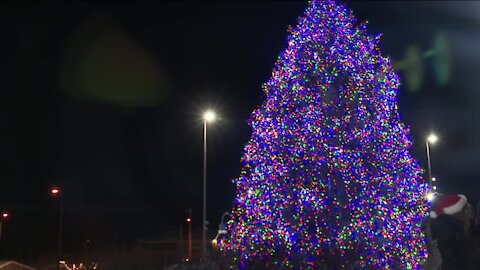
<box><xmin>430</xmin><ymin>194</ymin><xmax>467</xmax><ymax>219</ymax></box>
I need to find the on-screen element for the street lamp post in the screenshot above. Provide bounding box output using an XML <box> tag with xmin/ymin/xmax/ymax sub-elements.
<box><xmin>218</xmin><ymin>212</ymin><xmax>229</xmax><ymax>235</ymax></box>
<box><xmin>202</xmin><ymin>111</ymin><xmax>216</xmax><ymax>260</ymax></box>
<box><xmin>212</xmin><ymin>211</ymin><xmax>230</xmax><ymax>247</ymax></box>
<box><xmin>186</xmin><ymin>209</ymin><xmax>192</xmax><ymax>261</ymax></box>
<box><xmin>50</xmin><ymin>186</ymin><xmax>63</xmax><ymax>270</ymax></box>
<box><xmin>426</xmin><ymin>133</ymin><xmax>438</xmax><ymax>190</ymax></box>
<box><xmin>0</xmin><ymin>211</ymin><xmax>9</xmax><ymax>243</ymax></box>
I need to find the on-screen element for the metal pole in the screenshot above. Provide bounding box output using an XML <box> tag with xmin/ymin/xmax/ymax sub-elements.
<box><xmin>202</xmin><ymin>121</ymin><xmax>207</xmax><ymax>260</ymax></box>
<box><xmin>426</xmin><ymin>141</ymin><xmax>433</xmax><ymax>189</ymax></box>
<box><xmin>187</xmin><ymin>209</ymin><xmax>192</xmax><ymax>260</ymax></box>
<box><xmin>57</xmin><ymin>195</ymin><xmax>64</xmax><ymax>270</ymax></box>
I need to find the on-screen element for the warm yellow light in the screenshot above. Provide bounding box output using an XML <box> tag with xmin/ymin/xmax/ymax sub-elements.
<box><xmin>212</xmin><ymin>239</ymin><xmax>217</xmax><ymax>245</ymax></box>
<box><xmin>426</xmin><ymin>192</ymin><xmax>435</xmax><ymax>202</ymax></box>
<box><xmin>427</xmin><ymin>134</ymin><xmax>438</xmax><ymax>144</ymax></box>
<box><xmin>203</xmin><ymin>111</ymin><xmax>216</xmax><ymax>122</ymax></box>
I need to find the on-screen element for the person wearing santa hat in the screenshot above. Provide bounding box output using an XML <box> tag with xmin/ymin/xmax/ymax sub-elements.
<box><xmin>430</xmin><ymin>194</ymin><xmax>480</xmax><ymax>269</ymax></box>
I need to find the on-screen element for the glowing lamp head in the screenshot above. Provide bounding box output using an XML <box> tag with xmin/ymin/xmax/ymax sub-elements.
<box><xmin>203</xmin><ymin>111</ymin><xmax>216</xmax><ymax>122</ymax></box>
<box><xmin>186</xmin><ymin>218</ymin><xmax>191</xmax><ymax>222</ymax></box>
<box><xmin>1</xmin><ymin>212</ymin><xmax>9</xmax><ymax>219</ymax></box>
<box><xmin>426</xmin><ymin>192</ymin><xmax>436</xmax><ymax>202</ymax></box>
<box><xmin>212</xmin><ymin>239</ymin><xmax>218</xmax><ymax>245</ymax></box>
<box><xmin>427</xmin><ymin>134</ymin><xmax>438</xmax><ymax>144</ymax></box>
<box><xmin>50</xmin><ymin>187</ymin><xmax>61</xmax><ymax>196</ymax></box>
<box><xmin>432</xmin><ymin>177</ymin><xmax>436</xmax><ymax>182</ymax></box>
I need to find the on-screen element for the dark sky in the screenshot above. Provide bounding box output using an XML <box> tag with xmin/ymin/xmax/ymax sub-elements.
<box><xmin>1</xmin><ymin>0</ymin><xmax>479</xmax><ymax>259</ymax></box>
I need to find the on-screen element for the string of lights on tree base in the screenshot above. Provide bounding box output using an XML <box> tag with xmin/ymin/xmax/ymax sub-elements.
<box><xmin>221</xmin><ymin>0</ymin><xmax>429</xmax><ymax>269</ymax></box>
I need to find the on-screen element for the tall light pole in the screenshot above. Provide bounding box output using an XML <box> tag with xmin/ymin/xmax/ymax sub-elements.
<box><xmin>50</xmin><ymin>186</ymin><xmax>63</xmax><ymax>270</ymax></box>
<box><xmin>202</xmin><ymin>110</ymin><xmax>216</xmax><ymax>260</ymax></box>
<box><xmin>186</xmin><ymin>209</ymin><xmax>192</xmax><ymax>261</ymax></box>
<box><xmin>426</xmin><ymin>133</ymin><xmax>438</xmax><ymax>190</ymax></box>
<box><xmin>0</xmin><ymin>211</ymin><xmax>9</xmax><ymax>243</ymax></box>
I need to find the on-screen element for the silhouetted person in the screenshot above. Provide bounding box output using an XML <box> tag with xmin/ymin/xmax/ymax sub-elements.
<box><xmin>430</xmin><ymin>194</ymin><xmax>480</xmax><ymax>269</ymax></box>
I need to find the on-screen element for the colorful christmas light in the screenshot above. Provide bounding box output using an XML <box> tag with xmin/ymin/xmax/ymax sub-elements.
<box><xmin>221</xmin><ymin>0</ymin><xmax>429</xmax><ymax>269</ymax></box>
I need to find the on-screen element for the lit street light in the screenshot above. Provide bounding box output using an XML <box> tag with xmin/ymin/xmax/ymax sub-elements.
<box><xmin>426</xmin><ymin>133</ymin><xmax>438</xmax><ymax>190</ymax></box>
<box><xmin>202</xmin><ymin>110</ymin><xmax>216</xmax><ymax>260</ymax></box>
<box><xmin>0</xmin><ymin>211</ymin><xmax>9</xmax><ymax>243</ymax></box>
<box><xmin>203</xmin><ymin>111</ymin><xmax>215</xmax><ymax>122</ymax></box>
<box><xmin>427</xmin><ymin>134</ymin><xmax>438</xmax><ymax>145</ymax></box>
<box><xmin>51</xmin><ymin>187</ymin><xmax>60</xmax><ymax>195</ymax></box>
<box><xmin>186</xmin><ymin>209</ymin><xmax>192</xmax><ymax>261</ymax></box>
<box><xmin>50</xmin><ymin>186</ymin><xmax>64</xmax><ymax>270</ymax></box>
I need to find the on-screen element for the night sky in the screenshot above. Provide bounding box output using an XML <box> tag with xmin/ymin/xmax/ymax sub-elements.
<box><xmin>1</xmin><ymin>0</ymin><xmax>480</xmax><ymax>260</ymax></box>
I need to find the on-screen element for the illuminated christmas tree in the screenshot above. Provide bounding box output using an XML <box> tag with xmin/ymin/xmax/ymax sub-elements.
<box><xmin>222</xmin><ymin>0</ymin><xmax>429</xmax><ymax>269</ymax></box>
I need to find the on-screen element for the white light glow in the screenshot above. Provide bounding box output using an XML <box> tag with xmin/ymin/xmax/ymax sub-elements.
<box><xmin>427</xmin><ymin>134</ymin><xmax>438</xmax><ymax>144</ymax></box>
<box><xmin>203</xmin><ymin>111</ymin><xmax>216</xmax><ymax>122</ymax></box>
